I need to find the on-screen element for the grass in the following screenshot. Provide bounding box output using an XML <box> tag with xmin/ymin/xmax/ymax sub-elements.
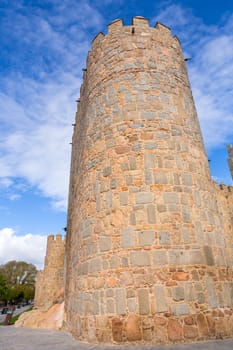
<box><xmin>0</xmin><ymin>306</ymin><xmax>33</xmax><ymax>326</ymax></box>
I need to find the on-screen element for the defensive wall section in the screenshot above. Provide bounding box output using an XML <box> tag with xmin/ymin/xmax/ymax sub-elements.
<box><xmin>228</xmin><ymin>145</ymin><xmax>233</xmax><ymax>180</ymax></box>
<box><xmin>34</xmin><ymin>234</ymin><xmax>65</xmax><ymax>308</ymax></box>
<box><xmin>64</xmin><ymin>17</ymin><xmax>233</xmax><ymax>344</ymax></box>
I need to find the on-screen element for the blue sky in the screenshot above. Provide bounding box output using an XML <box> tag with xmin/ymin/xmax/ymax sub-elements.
<box><xmin>0</xmin><ymin>0</ymin><xmax>233</xmax><ymax>268</ymax></box>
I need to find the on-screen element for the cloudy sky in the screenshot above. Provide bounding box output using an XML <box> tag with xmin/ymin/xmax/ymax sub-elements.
<box><xmin>0</xmin><ymin>0</ymin><xmax>232</xmax><ymax>269</ymax></box>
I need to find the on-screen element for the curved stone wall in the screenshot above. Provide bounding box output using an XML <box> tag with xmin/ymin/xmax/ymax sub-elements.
<box><xmin>65</xmin><ymin>17</ymin><xmax>233</xmax><ymax>343</ymax></box>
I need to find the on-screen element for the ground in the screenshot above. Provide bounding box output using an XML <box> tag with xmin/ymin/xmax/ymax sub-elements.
<box><xmin>0</xmin><ymin>327</ymin><xmax>233</xmax><ymax>350</ymax></box>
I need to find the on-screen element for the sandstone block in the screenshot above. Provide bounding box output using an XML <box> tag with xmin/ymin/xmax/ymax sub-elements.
<box><xmin>171</xmin><ymin>303</ymin><xmax>189</xmax><ymax>315</ymax></box>
<box><xmin>138</xmin><ymin>289</ymin><xmax>150</xmax><ymax>315</ymax></box>
<box><xmin>120</xmin><ymin>191</ymin><xmax>128</xmax><ymax>206</ymax></box>
<box><xmin>172</xmin><ymin>286</ymin><xmax>184</xmax><ymax>301</ymax></box>
<box><xmin>126</xmin><ymin>314</ymin><xmax>142</xmax><ymax>341</ymax></box>
<box><xmin>147</xmin><ymin>204</ymin><xmax>156</xmax><ymax>223</ymax></box>
<box><xmin>138</xmin><ymin>230</ymin><xmax>154</xmax><ymax>246</ymax></box>
<box><xmin>99</xmin><ymin>236</ymin><xmax>112</xmax><ymax>252</ymax></box>
<box><xmin>183</xmin><ymin>325</ymin><xmax>198</xmax><ymax>339</ymax></box>
<box><xmin>112</xmin><ymin>317</ymin><xmax>123</xmax><ymax>342</ymax></box>
<box><xmin>154</xmin><ymin>285</ymin><xmax>168</xmax><ymax>312</ymax></box>
<box><xmin>153</xmin><ymin>250</ymin><xmax>168</xmax><ymax>265</ymax></box>
<box><xmin>158</xmin><ymin>231</ymin><xmax>171</xmax><ymax>245</ymax></box>
<box><xmin>197</xmin><ymin>313</ymin><xmax>209</xmax><ymax>337</ymax></box>
<box><xmin>163</xmin><ymin>192</ymin><xmax>179</xmax><ymax>204</ymax></box>
<box><xmin>136</xmin><ymin>192</ymin><xmax>153</xmax><ymax>204</ymax></box>
<box><xmin>130</xmin><ymin>251</ymin><xmax>150</xmax><ymax>266</ymax></box>
<box><xmin>121</xmin><ymin>227</ymin><xmax>135</xmax><ymax>248</ymax></box>
<box><xmin>168</xmin><ymin>319</ymin><xmax>182</xmax><ymax>341</ymax></box>
<box><xmin>116</xmin><ymin>288</ymin><xmax>126</xmax><ymax>315</ymax></box>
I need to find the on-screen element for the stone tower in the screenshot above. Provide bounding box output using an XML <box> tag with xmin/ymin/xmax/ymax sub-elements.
<box><xmin>35</xmin><ymin>234</ymin><xmax>65</xmax><ymax>308</ymax></box>
<box><xmin>227</xmin><ymin>145</ymin><xmax>233</xmax><ymax>180</ymax></box>
<box><xmin>65</xmin><ymin>17</ymin><xmax>233</xmax><ymax>343</ymax></box>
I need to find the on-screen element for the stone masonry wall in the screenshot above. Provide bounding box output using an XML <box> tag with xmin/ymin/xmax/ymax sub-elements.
<box><xmin>65</xmin><ymin>17</ymin><xmax>233</xmax><ymax>344</ymax></box>
<box><xmin>227</xmin><ymin>145</ymin><xmax>233</xmax><ymax>180</ymax></box>
<box><xmin>35</xmin><ymin>234</ymin><xmax>65</xmax><ymax>308</ymax></box>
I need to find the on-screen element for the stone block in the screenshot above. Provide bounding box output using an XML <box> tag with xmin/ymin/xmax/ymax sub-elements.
<box><xmin>182</xmin><ymin>206</ymin><xmax>191</xmax><ymax>223</ymax></box>
<box><xmin>126</xmin><ymin>314</ymin><xmax>142</xmax><ymax>341</ymax></box>
<box><xmin>121</xmin><ymin>227</ymin><xmax>135</xmax><ymax>248</ymax></box>
<box><xmin>158</xmin><ymin>231</ymin><xmax>171</xmax><ymax>245</ymax></box>
<box><xmin>138</xmin><ymin>230</ymin><xmax>154</xmax><ymax>246</ymax></box>
<box><xmin>103</xmin><ymin>166</ymin><xmax>111</xmax><ymax>177</ymax></box>
<box><xmin>197</xmin><ymin>313</ymin><xmax>209</xmax><ymax>337</ymax></box>
<box><xmin>163</xmin><ymin>192</ymin><xmax>179</xmax><ymax>204</ymax></box>
<box><xmin>153</xmin><ymin>250</ymin><xmax>168</xmax><ymax>265</ymax></box>
<box><xmin>135</xmin><ymin>192</ymin><xmax>153</xmax><ymax>204</ymax></box>
<box><xmin>89</xmin><ymin>257</ymin><xmax>101</xmax><ymax>273</ymax></box>
<box><xmin>110</xmin><ymin>179</ymin><xmax>117</xmax><ymax>189</ymax></box>
<box><xmin>147</xmin><ymin>204</ymin><xmax>156</xmax><ymax>223</ymax></box>
<box><xmin>206</xmin><ymin>277</ymin><xmax>217</xmax><ymax>308</ymax></box>
<box><xmin>112</xmin><ymin>317</ymin><xmax>123</xmax><ymax>342</ymax></box>
<box><xmin>168</xmin><ymin>319</ymin><xmax>182</xmax><ymax>341</ymax></box>
<box><xmin>106</xmin><ymin>299</ymin><xmax>115</xmax><ymax>313</ymax></box>
<box><xmin>168</xmin><ymin>250</ymin><xmax>181</xmax><ymax>265</ymax></box>
<box><xmin>154</xmin><ymin>173</ymin><xmax>168</xmax><ymax>184</ymax></box>
<box><xmin>171</xmin><ymin>303</ymin><xmax>189</xmax><ymax>315</ymax></box>
<box><xmin>144</xmin><ymin>153</ymin><xmax>155</xmax><ymax>168</ymax></box>
<box><xmin>116</xmin><ymin>288</ymin><xmax>126</xmax><ymax>315</ymax></box>
<box><xmin>172</xmin><ymin>286</ymin><xmax>184</xmax><ymax>301</ymax></box>
<box><xmin>154</xmin><ymin>285</ymin><xmax>168</xmax><ymax>312</ymax></box>
<box><xmin>145</xmin><ymin>143</ymin><xmax>157</xmax><ymax>149</ymax></box>
<box><xmin>99</xmin><ymin>236</ymin><xmax>112</xmax><ymax>252</ymax></box>
<box><xmin>183</xmin><ymin>325</ymin><xmax>198</xmax><ymax>339</ymax></box>
<box><xmin>130</xmin><ymin>251</ymin><xmax>150</xmax><ymax>266</ymax></box>
<box><xmin>120</xmin><ymin>191</ymin><xmax>128</xmax><ymax>206</ymax></box>
<box><xmin>203</xmin><ymin>245</ymin><xmax>215</xmax><ymax>266</ymax></box>
<box><xmin>189</xmin><ymin>250</ymin><xmax>204</xmax><ymax>264</ymax></box>
<box><xmin>128</xmin><ymin>298</ymin><xmax>137</xmax><ymax>312</ymax></box>
<box><xmin>145</xmin><ymin>170</ymin><xmax>153</xmax><ymax>184</ymax></box>
<box><xmin>182</xmin><ymin>173</ymin><xmax>193</xmax><ymax>186</ymax></box>
<box><xmin>93</xmin><ymin>291</ymin><xmax>100</xmax><ymax>315</ymax></box>
<box><xmin>138</xmin><ymin>289</ymin><xmax>150</xmax><ymax>315</ymax></box>
<box><xmin>106</xmin><ymin>191</ymin><xmax>112</xmax><ymax>209</ymax></box>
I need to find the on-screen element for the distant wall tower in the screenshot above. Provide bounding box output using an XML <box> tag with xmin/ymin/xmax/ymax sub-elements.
<box><xmin>34</xmin><ymin>234</ymin><xmax>65</xmax><ymax>308</ymax></box>
<box><xmin>227</xmin><ymin>144</ymin><xmax>233</xmax><ymax>180</ymax></box>
<box><xmin>65</xmin><ymin>17</ymin><xmax>233</xmax><ymax>344</ymax></box>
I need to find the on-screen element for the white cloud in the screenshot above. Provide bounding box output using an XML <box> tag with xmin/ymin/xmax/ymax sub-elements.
<box><xmin>155</xmin><ymin>4</ymin><xmax>233</xmax><ymax>151</ymax></box>
<box><xmin>0</xmin><ymin>228</ymin><xmax>47</xmax><ymax>269</ymax></box>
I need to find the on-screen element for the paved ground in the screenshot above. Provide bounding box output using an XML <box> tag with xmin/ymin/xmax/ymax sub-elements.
<box><xmin>0</xmin><ymin>305</ymin><xmax>32</xmax><ymax>323</ymax></box>
<box><xmin>0</xmin><ymin>327</ymin><xmax>233</xmax><ymax>350</ymax></box>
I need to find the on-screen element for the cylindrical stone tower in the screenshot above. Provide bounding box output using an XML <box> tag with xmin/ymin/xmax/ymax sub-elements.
<box><xmin>65</xmin><ymin>17</ymin><xmax>233</xmax><ymax>343</ymax></box>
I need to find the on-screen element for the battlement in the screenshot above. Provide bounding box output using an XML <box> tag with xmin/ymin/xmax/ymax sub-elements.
<box><xmin>91</xmin><ymin>16</ymin><xmax>176</xmax><ymax>51</ymax></box>
<box><xmin>213</xmin><ymin>180</ymin><xmax>233</xmax><ymax>196</ymax></box>
<box><xmin>47</xmin><ymin>234</ymin><xmax>64</xmax><ymax>241</ymax></box>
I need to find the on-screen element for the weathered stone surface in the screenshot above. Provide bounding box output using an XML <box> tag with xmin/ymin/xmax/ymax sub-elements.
<box><xmin>136</xmin><ymin>192</ymin><xmax>153</xmax><ymax>204</ymax></box>
<box><xmin>130</xmin><ymin>251</ymin><xmax>150</xmax><ymax>266</ymax></box>
<box><xmin>138</xmin><ymin>230</ymin><xmax>154</xmax><ymax>246</ymax></box>
<box><xmin>112</xmin><ymin>317</ymin><xmax>123</xmax><ymax>342</ymax></box>
<box><xmin>154</xmin><ymin>285</ymin><xmax>168</xmax><ymax>312</ymax></box>
<box><xmin>183</xmin><ymin>325</ymin><xmax>198</xmax><ymax>339</ymax></box>
<box><xmin>116</xmin><ymin>288</ymin><xmax>126</xmax><ymax>315</ymax></box>
<box><xmin>125</xmin><ymin>314</ymin><xmax>142</xmax><ymax>341</ymax></box>
<box><xmin>168</xmin><ymin>319</ymin><xmax>182</xmax><ymax>341</ymax></box>
<box><xmin>138</xmin><ymin>289</ymin><xmax>150</xmax><ymax>315</ymax></box>
<box><xmin>197</xmin><ymin>313</ymin><xmax>209</xmax><ymax>337</ymax></box>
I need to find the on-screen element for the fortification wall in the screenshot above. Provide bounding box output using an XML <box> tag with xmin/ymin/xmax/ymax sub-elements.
<box><xmin>34</xmin><ymin>234</ymin><xmax>65</xmax><ymax>308</ymax></box>
<box><xmin>227</xmin><ymin>145</ymin><xmax>233</xmax><ymax>180</ymax></box>
<box><xmin>65</xmin><ymin>17</ymin><xmax>233</xmax><ymax>344</ymax></box>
